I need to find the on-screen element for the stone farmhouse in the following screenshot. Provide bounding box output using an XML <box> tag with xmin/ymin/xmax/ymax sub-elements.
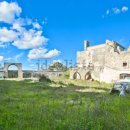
<box><xmin>70</xmin><ymin>40</ymin><xmax>130</xmax><ymax>83</ymax></box>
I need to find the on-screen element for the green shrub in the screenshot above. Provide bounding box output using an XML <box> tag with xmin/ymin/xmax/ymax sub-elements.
<box><xmin>68</xmin><ymin>83</ymin><xmax>75</xmax><ymax>87</ymax></box>
<box><xmin>39</xmin><ymin>74</ymin><xmax>51</xmax><ymax>82</ymax></box>
<box><xmin>64</xmin><ymin>73</ymin><xmax>70</xmax><ymax>78</ymax></box>
<box><xmin>58</xmin><ymin>81</ymin><xmax>64</xmax><ymax>85</ymax></box>
<box><xmin>93</xmin><ymin>80</ymin><xmax>100</xmax><ymax>84</ymax></box>
<box><xmin>63</xmin><ymin>70</ymin><xmax>70</xmax><ymax>79</ymax></box>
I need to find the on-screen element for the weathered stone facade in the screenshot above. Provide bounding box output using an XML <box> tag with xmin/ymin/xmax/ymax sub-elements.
<box><xmin>0</xmin><ymin>63</ymin><xmax>23</xmax><ymax>79</ymax></box>
<box><xmin>70</xmin><ymin>40</ymin><xmax>130</xmax><ymax>83</ymax></box>
<box><xmin>4</xmin><ymin>63</ymin><xmax>23</xmax><ymax>79</ymax></box>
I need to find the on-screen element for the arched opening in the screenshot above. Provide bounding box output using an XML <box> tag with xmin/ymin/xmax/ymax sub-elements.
<box><xmin>85</xmin><ymin>72</ymin><xmax>92</xmax><ymax>80</ymax></box>
<box><xmin>73</xmin><ymin>72</ymin><xmax>81</xmax><ymax>79</ymax></box>
<box><xmin>8</xmin><ymin>65</ymin><xmax>18</xmax><ymax>78</ymax></box>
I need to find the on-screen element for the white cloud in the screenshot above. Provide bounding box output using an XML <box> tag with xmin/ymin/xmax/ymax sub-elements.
<box><xmin>0</xmin><ymin>44</ymin><xmax>7</xmax><ymax>48</ymax></box>
<box><xmin>32</xmin><ymin>22</ymin><xmax>41</xmax><ymax>29</ymax></box>
<box><xmin>12</xmin><ymin>22</ymin><xmax>25</xmax><ymax>32</ymax></box>
<box><xmin>11</xmin><ymin>18</ymin><xmax>47</xmax><ymax>49</ymax></box>
<box><xmin>12</xmin><ymin>29</ymin><xmax>48</xmax><ymax>49</ymax></box>
<box><xmin>14</xmin><ymin>53</ymin><xmax>24</xmax><ymax>61</ymax></box>
<box><xmin>112</xmin><ymin>8</ymin><xmax>121</xmax><ymax>14</ymax></box>
<box><xmin>0</xmin><ymin>1</ymin><xmax>47</xmax><ymax>50</ymax></box>
<box><xmin>0</xmin><ymin>56</ymin><xmax>4</xmax><ymax>61</ymax></box>
<box><xmin>42</xmin><ymin>18</ymin><xmax>48</xmax><ymax>25</ymax></box>
<box><xmin>44</xmin><ymin>49</ymin><xmax>61</xmax><ymax>58</ymax></box>
<box><xmin>0</xmin><ymin>1</ymin><xmax>22</xmax><ymax>23</ymax></box>
<box><xmin>0</xmin><ymin>27</ymin><xmax>18</xmax><ymax>43</ymax></box>
<box><xmin>30</xmin><ymin>64</ymin><xmax>36</xmax><ymax>67</ymax></box>
<box><xmin>15</xmin><ymin>18</ymin><xmax>32</xmax><ymax>26</ymax></box>
<box><xmin>12</xmin><ymin>18</ymin><xmax>31</xmax><ymax>32</ymax></box>
<box><xmin>122</xmin><ymin>6</ymin><xmax>128</xmax><ymax>12</ymax></box>
<box><xmin>0</xmin><ymin>1</ymin><xmax>61</xmax><ymax>62</ymax></box>
<box><xmin>4</xmin><ymin>57</ymin><xmax>13</xmax><ymax>61</ymax></box>
<box><xmin>0</xmin><ymin>1</ymin><xmax>49</xmax><ymax>50</ymax></box>
<box><xmin>4</xmin><ymin>53</ymin><xmax>24</xmax><ymax>61</ymax></box>
<box><xmin>106</xmin><ymin>10</ymin><xmax>110</xmax><ymax>15</ymax></box>
<box><xmin>12</xmin><ymin>18</ymin><xmax>32</xmax><ymax>32</ymax></box>
<box><xmin>105</xmin><ymin>6</ymin><xmax>128</xmax><ymax>16</ymax></box>
<box><xmin>28</xmin><ymin>48</ymin><xmax>61</xmax><ymax>60</ymax></box>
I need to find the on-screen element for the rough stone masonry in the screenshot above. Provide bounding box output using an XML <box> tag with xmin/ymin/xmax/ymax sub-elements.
<box><xmin>70</xmin><ymin>40</ymin><xmax>130</xmax><ymax>83</ymax></box>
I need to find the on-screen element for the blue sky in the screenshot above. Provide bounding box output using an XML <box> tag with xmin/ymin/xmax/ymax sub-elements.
<box><xmin>0</xmin><ymin>0</ymin><xmax>130</xmax><ymax>70</ymax></box>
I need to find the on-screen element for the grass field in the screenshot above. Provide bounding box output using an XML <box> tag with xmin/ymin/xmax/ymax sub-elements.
<box><xmin>0</xmin><ymin>77</ymin><xmax>130</xmax><ymax>130</ymax></box>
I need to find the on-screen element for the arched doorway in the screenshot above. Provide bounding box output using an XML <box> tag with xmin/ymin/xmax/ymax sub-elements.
<box><xmin>8</xmin><ymin>65</ymin><xmax>18</xmax><ymax>78</ymax></box>
<box><xmin>4</xmin><ymin>63</ymin><xmax>23</xmax><ymax>79</ymax></box>
<box><xmin>85</xmin><ymin>72</ymin><xmax>92</xmax><ymax>80</ymax></box>
<box><xmin>73</xmin><ymin>72</ymin><xmax>81</xmax><ymax>79</ymax></box>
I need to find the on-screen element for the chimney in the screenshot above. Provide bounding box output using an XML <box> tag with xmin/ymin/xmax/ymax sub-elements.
<box><xmin>84</xmin><ymin>40</ymin><xmax>89</xmax><ymax>51</ymax></box>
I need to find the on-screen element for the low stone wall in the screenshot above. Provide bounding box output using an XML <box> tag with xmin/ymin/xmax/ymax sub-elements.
<box><xmin>34</xmin><ymin>71</ymin><xmax>64</xmax><ymax>79</ymax></box>
<box><xmin>0</xmin><ymin>71</ymin><xmax>4</xmax><ymax>79</ymax></box>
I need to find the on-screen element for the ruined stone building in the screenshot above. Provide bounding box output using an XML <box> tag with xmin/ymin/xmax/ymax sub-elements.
<box><xmin>70</xmin><ymin>40</ymin><xmax>130</xmax><ymax>83</ymax></box>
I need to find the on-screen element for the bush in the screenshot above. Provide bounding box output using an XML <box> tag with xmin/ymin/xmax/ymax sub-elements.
<box><xmin>63</xmin><ymin>71</ymin><xmax>70</xmax><ymax>79</ymax></box>
<box><xmin>39</xmin><ymin>74</ymin><xmax>51</xmax><ymax>82</ymax></box>
<box><xmin>93</xmin><ymin>80</ymin><xmax>100</xmax><ymax>84</ymax></box>
<box><xmin>58</xmin><ymin>81</ymin><xmax>64</xmax><ymax>85</ymax></box>
<box><xmin>68</xmin><ymin>83</ymin><xmax>75</xmax><ymax>87</ymax></box>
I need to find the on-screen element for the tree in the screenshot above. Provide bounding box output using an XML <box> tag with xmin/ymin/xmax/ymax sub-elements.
<box><xmin>49</xmin><ymin>62</ymin><xmax>66</xmax><ymax>71</ymax></box>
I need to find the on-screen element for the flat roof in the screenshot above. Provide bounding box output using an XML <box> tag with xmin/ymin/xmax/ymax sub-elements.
<box><xmin>114</xmin><ymin>41</ymin><xmax>125</xmax><ymax>49</ymax></box>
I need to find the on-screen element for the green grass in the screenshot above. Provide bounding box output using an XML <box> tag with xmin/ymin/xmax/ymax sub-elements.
<box><xmin>0</xmin><ymin>78</ymin><xmax>130</xmax><ymax>130</ymax></box>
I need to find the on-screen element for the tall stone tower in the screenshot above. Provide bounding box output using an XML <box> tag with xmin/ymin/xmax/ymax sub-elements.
<box><xmin>84</xmin><ymin>40</ymin><xmax>89</xmax><ymax>51</ymax></box>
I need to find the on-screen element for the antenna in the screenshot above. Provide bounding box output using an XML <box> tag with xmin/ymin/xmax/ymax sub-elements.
<box><xmin>36</xmin><ymin>59</ymin><xmax>40</xmax><ymax>71</ymax></box>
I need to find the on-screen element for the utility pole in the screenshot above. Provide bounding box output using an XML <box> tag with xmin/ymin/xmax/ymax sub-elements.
<box><xmin>45</xmin><ymin>59</ymin><xmax>48</xmax><ymax>70</ymax></box>
<box><xmin>36</xmin><ymin>59</ymin><xmax>40</xmax><ymax>71</ymax></box>
<box><xmin>64</xmin><ymin>59</ymin><xmax>68</xmax><ymax>70</ymax></box>
<box><xmin>69</xmin><ymin>59</ymin><xmax>73</xmax><ymax>69</ymax></box>
<box><xmin>41</xmin><ymin>64</ymin><xmax>43</xmax><ymax>70</ymax></box>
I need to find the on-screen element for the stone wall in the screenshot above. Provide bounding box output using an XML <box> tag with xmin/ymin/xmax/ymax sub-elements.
<box><xmin>70</xmin><ymin>40</ymin><xmax>130</xmax><ymax>83</ymax></box>
<box><xmin>34</xmin><ymin>70</ymin><xmax>64</xmax><ymax>79</ymax></box>
<box><xmin>70</xmin><ymin>68</ymin><xmax>91</xmax><ymax>80</ymax></box>
<box><xmin>100</xmin><ymin>66</ymin><xmax>130</xmax><ymax>83</ymax></box>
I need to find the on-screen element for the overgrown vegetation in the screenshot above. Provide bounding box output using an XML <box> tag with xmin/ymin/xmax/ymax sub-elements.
<box><xmin>0</xmin><ymin>78</ymin><xmax>130</xmax><ymax>130</ymax></box>
<box><xmin>48</xmin><ymin>62</ymin><xmax>66</xmax><ymax>71</ymax></box>
<box><xmin>39</xmin><ymin>74</ymin><xmax>52</xmax><ymax>83</ymax></box>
